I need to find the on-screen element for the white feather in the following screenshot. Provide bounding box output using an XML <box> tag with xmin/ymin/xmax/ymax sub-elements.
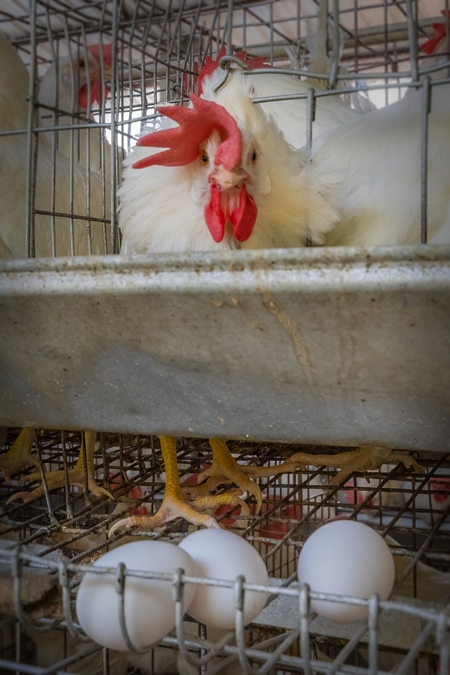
<box><xmin>0</xmin><ymin>34</ymin><xmax>111</xmax><ymax>258</ymax></box>
<box><xmin>119</xmin><ymin>62</ymin><xmax>449</xmax><ymax>255</ymax></box>
<box><xmin>118</xmin><ymin>86</ymin><xmax>337</xmax><ymax>254</ymax></box>
<box><xmin>38</xmin><ymin>46</ymin><xmax>113</xmax><ymax>176</ymax></box>
<box><xmin>313</xmin><ymin>83</ymin><xmax>450</xmax><ymax>246</ymax></box>
<box><xmin>201</xmin><ymin>67</ymin><xmax>362</xmax><ymax>149</ymax></box>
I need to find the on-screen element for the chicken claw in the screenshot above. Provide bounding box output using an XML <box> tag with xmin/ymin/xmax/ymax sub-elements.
<box><xmin>109</xmin><ymin>437</ymin><xmax>250</xmax><ymax>536</ymax></box>
<box><xmin>110</xmin><ymin>491</ymin><xmax>248</xmax><ymax>535</ymax></box>
<box><xmin>6</xmin><ymin>431</ymin><xmax>112</xmax><ymax>504</ymax></box>
<box><xmin>186</xmin><ymin>438</ymin><xmax>262</xmax><ymax>512</ymax></box>
<box><xmin>109</xmin><ymin>493</ymin><xmax>221</xmax><ymax>536</ymax></box>
<box><xmin>0</xmin><ymin>428</ymin><xmax>39</xmax><ymax>484</ymax></box>
<box><xmin>241</xmin><ymin>446</ymin><xmax>423</xmax><ymax>488</ymax></box>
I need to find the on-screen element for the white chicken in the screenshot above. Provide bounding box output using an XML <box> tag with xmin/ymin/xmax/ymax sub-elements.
<box><xmin>197</xmin><ymin>0</ymin><xmax>368</xmax><ymax>150</ymax></box>
<box><xmin>313</xmin><ymin>84</ymin><xmax>450</xmax><ymax>246</ymax></box>
<box><xmin>119</xmin><ymin>91</ymin><xmax>336</xmax><ymax>254</ymax></box>
<box><xmin>121</xmin><ymin>74</ymin><xmax>449</xmax><ymax>252</ymax></box>
<box><xmin>38</xmin><ymin>42</ymin><xmax>113</xmax><ymax>175</ymax></box>
<box><xmin>0</xmin><ymin>33</ymin><xmax>110</xmax><ymax>259</ymax></box>
<box><xmin>199</xmin><ymin>46</ymin><xmax>363</xmax><ymax>149</ymax></box>
<box><xmin>0</xmin><ymin>35</ymin><xmax>111</xmax><ymax>499</ymax></box>
<box><xmin>114</xmin><ymin>60</ymin><xmax>446</xmax><ymax>533</ymax></box>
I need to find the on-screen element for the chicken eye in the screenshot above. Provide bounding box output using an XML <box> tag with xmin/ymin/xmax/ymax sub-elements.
<box><xmin>200</xmin><ymin>152</ymin><xmax>209</xmax><ymax>165</ymax></box>
<box><xmin>251</xmin><ymin>150</ymin><xmax>257</xmax><ymax>164</ymax></box>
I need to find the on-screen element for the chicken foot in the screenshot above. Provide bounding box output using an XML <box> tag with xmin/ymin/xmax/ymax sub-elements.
<box><xmin>109</xmin><ymin>436</ymin><xmax>248</xmax><ymax>535</ymax></box>
<box><xmin>0</xmin><ymin>427</ymin><xmax>40</xmax><ymax>484</ymax></box>
<box><xmin>183</xmin><ymin>438</ymin><xmax>262</xmax><ymax>512</ymax></box>
<box><xmin>239</xmin><ymin>446</ymin><xmax>424</xmax><ymax>487</ymax></box>
<box><xmin>7</xmin><ymin>431</ymin><xmax>112</xmax><ymax>503</ymax></box>
<box><xmin>191</xmin><ymin>446</ymin><xmax>423</xmax><ymax>491</ymax></box>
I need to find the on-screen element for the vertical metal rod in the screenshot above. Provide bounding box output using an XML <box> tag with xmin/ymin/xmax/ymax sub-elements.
<box><xmin>328</xmin><ymin>0</ymin><xmax>340</xmax><ymax>90</ymax></box>
<box><xmin>199</xmin><ymin>622</ymin><xmax>207</xmax><ymax>675</ymax></box>
<box><xmin>225</xmin><ymin>0</ymin><xmax>234</xmax><ymax>56</ymax></box>
<box><xmin>115</xmin><ymin>563</ymin><xmax>146</xmax><ymax>653</ymax></box>
<box><xmin>61</xmin><ymin>430</ymin><xmax>74</xmax><ymax>520</ymax></box>
<box><xmin>445</xmin><ymin>0</ymin><xmax>450</xmax><ymax>79</ymax></box>
<box><xmin>305</xmin><ymin>87</ymin><xmax>315</xmax><ymax>248</ymax></box>
<box><xmin>405</xmin><ymin>0</ymin><xmax>419</xmax><ymax>84</ymax></box>
<box><xmin>269</xmin><ymin>2</ymin><xmax>274</xmax><ymax>65</ymax></box>
<box><xmin>35</xmin><ymin>433</ymin><xmax>60</xmax><ymax>528</ymax></box>
<box><xmin>14</xmin><ymin>620</ymin><xmax>21</xmax><ymax>675</ymax></box>
<box><xmin>306</xmin><ymin>88</ymin><xmax>316</xmax><ymax>163</ymax></box>
<box><xmin>25</xmin><ymin>0</ymin><xmax>38</xmax><ymax>258</ymax></box>
<box><xmin>436</xmin><ymin>612</ymin><xmax>450</xmax><ymax>675</ymax></box>
<box><xmin>353</xmin><ymin>0</ymin><xmax>358</xmax><ymax>74</ymax></box>
<box><xmin>440</xmin><ymin>641</ymin><xmax>450</xmax><ymax>675</ymax></box>
<box><xmin>109</xmin><ymin>0</ymin><xmax>119</xmax><ymax>253</ymax></box>
<box><xmin>420</xmin><ymin>75</ymin><xmax>431</xmax><ymax>244</ymax></box>
<box><xmin>367</xmin><ymin>594</ymin><xmax>379</xmax><ymax>675</ymax></box>
<box><xmin>299</xmin><ymin>584</ymin><xmax>311</xmax><ymax>675</ymax></box>
<box><xmin>81</xmin><ymin>28</ymin><xmax>93</xmax><ymax>256</ymax></box>
<box><xmin>383</xmin><ymin>0</ymin><xmax>389</xmax><ymax>107</ymax></box>
<box><xmin>62</xmin><ymin>20</ymin><xmax>76</xmax><ymax>256</ymax></box>
<box><xmin>43</xmin><ymin>6</ymin><xmax>58</xmax><ymax>257</ymax></box>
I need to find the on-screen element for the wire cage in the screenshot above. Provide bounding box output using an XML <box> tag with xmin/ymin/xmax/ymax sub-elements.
<box><xmin>0</xmin><ymin>0</ymin><xmax>449</xmax><ymax>674</ymax></box>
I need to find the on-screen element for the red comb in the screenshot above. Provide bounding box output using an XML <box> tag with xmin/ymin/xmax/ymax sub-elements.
<box><xmin>129</xmin><ymin>484</ymin><xmax>146</xmax><ymax>500</ymax></box>
<box><xmin>197</xmin><ymin>46</ymin><xmax>270</xmax><ymax>95</ymax></box>
<box><xmin>234</xmin><ymin>50</ymin><xmax>271</xmax><ymax>70</ymax></box>
<box><xmin>420</xmin><ymin>10</ymin><xmax>450</xmax><ymax>54</ymax></box>
<box><xmin>133</xmin><ymin>94</ymin><xmax>242</xmax><ymax>171</ymax></box>
<box><xmin>79</xmin><ymin>44</ymin><xmax>112</xmax><ymax>108</ymax></box>
<box><xmin>198</xmin><ymin>46</ymin><xmax>227</xmax><ymax>95</ymax></box>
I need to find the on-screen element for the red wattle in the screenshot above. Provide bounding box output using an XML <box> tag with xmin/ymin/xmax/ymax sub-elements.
<box><xmin>230</xmin><ymin>186</ymin><xmax>257</xmax><ymax>242</ymax></box>
<box><xmin>204</xmin><ymin>184</ymin><xmax>226</xmax><ymax>243</ymax></box>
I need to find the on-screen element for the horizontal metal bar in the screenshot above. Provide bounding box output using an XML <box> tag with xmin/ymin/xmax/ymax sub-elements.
<box><xmin>1</xmin><ymin>246</ymin><xmax>449</xmax><ymax>450</ymax></box>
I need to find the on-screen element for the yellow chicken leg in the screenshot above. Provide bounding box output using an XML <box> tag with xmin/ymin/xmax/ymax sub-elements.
<box><xmin>0</xmin><ymin>428</ymin><xmax>39</xmax><ymax>484</ymax></box>
<box><xmin>109</xmin><ymin>436</ymin><xmax>248</xmax><ymax>535</ymax></box>
<box><xmin>7</xmin><ymin>431</ymin><xmax>112</xmax><ymax>503</ymax></box>
<box><xmin>239</xmin><ymin>446</ymin><xmax>424</xmax><ymax>487</ymax></box>
<box><xmin>186</xmin><ymin>438</ymin><xmax>262</xmax><ymax>512</ymax></box>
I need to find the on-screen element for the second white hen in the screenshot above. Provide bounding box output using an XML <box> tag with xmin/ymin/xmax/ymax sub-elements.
<box><xmin>0</xmin><ymin>36</ymin><xmax>111</xmax><ymax>500</ymax></box>
<box><xmin>198</xmin><ymin>47</ymin><xmax>362</xmax><ymax>149</ymax></box>
<box><xmin>38</xmin><ymin>43</ymin><xmax>113</xmax><ymax>176</ymax></box>
<box><xmin>0</xmin><ymin>33</ymin><xmax>110</xmax><ymax>259</ymax></box>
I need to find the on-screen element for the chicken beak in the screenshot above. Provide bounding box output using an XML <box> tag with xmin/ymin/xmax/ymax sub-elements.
<box><xmin>209</xmin><ymin>165</ymin><xmax>249</xmax><ymax>191</ymax></box>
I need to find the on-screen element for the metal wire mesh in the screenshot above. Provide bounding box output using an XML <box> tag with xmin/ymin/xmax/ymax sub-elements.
<box><xmin>0</xmin><ymin>430</ymin><xmax>449</xmax><ymax>674</ymax></box>
<box><xmin>1</xmin><ymin>0</ymin><xmax>449</xmax><ymax>257</ymax></box>
<box><xmin>0</xmin><ymin>0</ymin><xmax>450</xmax><ymax>673</ymax></box>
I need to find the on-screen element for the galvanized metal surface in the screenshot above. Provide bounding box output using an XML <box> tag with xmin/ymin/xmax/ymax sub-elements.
<box><xmin>256</xmin><ymin>579</ymin><xmax>435</xmax><ymax>653</ymax></box>
<box><xmin>0</xmin><ymin>246</ymin><xmax>449</xmax><ymax>450</ymax></box>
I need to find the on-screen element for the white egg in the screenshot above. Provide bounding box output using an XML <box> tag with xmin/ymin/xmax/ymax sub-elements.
<box><xmin>179</xmin><ymin>529</ymin><xmax>269</xmax><ymax>629</ymax></box>
<box><xmin>298</xmin><ymin>520</ymin><xmax>395</xmax><ymax>623</ymax></box>
<box><xmin>76</xmin><ymin>540</ymin><xmax>197</xmax><ymax>650</ymax></box>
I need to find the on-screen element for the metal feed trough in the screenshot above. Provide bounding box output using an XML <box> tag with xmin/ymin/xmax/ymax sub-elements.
<box><xmin>1</xmin><ymin>245</ymin><xmax>449</xmax><ymax>452</ymax></box>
